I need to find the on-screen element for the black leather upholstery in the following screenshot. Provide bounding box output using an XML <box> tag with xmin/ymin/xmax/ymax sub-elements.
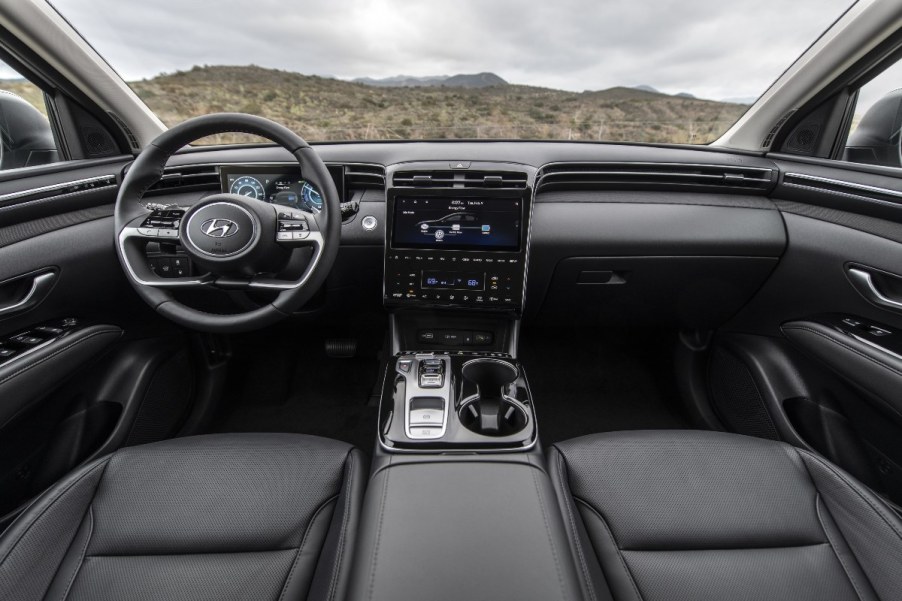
<box><xmin>549</xmin><ymin>430</ymin><xmax>902</xmax><ymax>601</ymax></box>
<box><xmin>0</xmin><ymin>433</ymin><xmax>365</xmax><ymax>601</ymax></box>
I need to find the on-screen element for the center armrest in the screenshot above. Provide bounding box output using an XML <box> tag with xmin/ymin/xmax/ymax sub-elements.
<box><xmin>347</xmin><ymin>456</ymin><xmax>584</xmax><ymax>601</ymax></box>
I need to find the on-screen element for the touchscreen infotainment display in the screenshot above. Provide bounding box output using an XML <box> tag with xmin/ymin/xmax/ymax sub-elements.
<box><xmin>392</xmin><ymin>197</ymin><xmax>521</xmax><ymax>251</ymax></box>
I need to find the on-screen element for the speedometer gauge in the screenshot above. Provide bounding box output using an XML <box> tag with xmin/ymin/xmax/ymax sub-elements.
<box><xmin>230</xmin><ymin>176</ymin><xmax>265</xmax><ymax>200</ymax></box>
<box><xmin>301</xmin><ymin>181</ymin><xmax>323</xmax><ymax>211</ymax></box>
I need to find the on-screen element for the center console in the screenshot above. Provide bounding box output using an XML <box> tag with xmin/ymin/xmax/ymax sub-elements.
<box><xmin>379</xmin><ymin>162</ymin><xmax>537</xmax><ymax>452</ymax></box>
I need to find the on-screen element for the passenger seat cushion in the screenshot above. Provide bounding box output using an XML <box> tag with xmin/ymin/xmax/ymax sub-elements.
<box><xmin>0</xmin><ymin>433</ymin><xmax>366</xmax><ymax>601</ymax></box>
<box><xmin>549</xmin><ymin>430</ymin><xmax>901</xmax><ymax>601</ymax></box>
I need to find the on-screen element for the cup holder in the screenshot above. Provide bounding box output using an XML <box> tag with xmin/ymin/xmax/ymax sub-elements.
<box><xmin>458</xmin><ymin>358</ymin><xmax>528</xmax><ymax>437</ymax></box>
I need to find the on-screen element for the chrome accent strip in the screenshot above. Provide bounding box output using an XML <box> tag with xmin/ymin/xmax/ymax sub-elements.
<box><xmin>784</xmin><ymin>173</ymin><xmax>902</xmax><ymax>201</ymax></box>
<box><xmin>0</xmin><ymin>175</ymin><xmax>117</xmax><ymax>203</ymax></box>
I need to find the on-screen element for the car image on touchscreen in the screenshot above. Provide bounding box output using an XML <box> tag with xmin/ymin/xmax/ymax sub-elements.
<box><xmin>392</xmin><ymin>198</ymin><xmax>521</xmax><ymax>251</ymax></box>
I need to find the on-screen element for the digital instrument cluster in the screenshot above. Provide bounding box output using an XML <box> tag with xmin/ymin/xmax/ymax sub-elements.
<box><xmin>220</xmin><ymin>166</ymin><xmax>323</xmax><ymax>212</ymax></box>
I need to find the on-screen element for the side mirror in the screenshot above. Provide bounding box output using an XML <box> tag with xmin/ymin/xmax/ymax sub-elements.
<box><xmin>0</xmin><ymin>90</ymin><xmax>59</xmax><ymax>170</ymax></box>
<box><xmin>844</xmin><ymin>88</ymin><xmax>902</xmax><ymax>168</ymax></box>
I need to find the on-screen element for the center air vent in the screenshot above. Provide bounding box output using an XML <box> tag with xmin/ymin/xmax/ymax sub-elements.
<box><xmin>536</xmin><ymin>162</ymin><xmax>775</xmax><ymax>194</ymax></box>
<box><xmin>393</xmin><ymin>170</ymin><xmax>527</xmax><ymax>189</ymax></box>
<box><xmin>144</xmin><ymin>165</ymin><xmax>220</xmax><ymax>195</ymax></box>
<box><xmin>344</xmin><ymin>164</ymin><xmax>385</xmax><ymax>189</ymax></box>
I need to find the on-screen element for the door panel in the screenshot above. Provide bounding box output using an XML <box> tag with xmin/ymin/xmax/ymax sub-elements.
<box><xmin>719</xmin><ymin>157</ymin><xmax>902</xmax><ymax>505</ymax></box>
<box><xmin>0</xmin><ymin>159</ymin><xmax>196</xmax><ymax>525</ymax></box>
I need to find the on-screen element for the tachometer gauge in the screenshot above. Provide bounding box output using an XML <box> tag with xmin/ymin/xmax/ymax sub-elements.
<box><xmin>301</xmin><ymin>181</ymin><xmax>323</xmax><ymax>211</ymax></box>
<box><xmin>230</xmin><ymin>176</ymin><xmax>266</xmax><ymax>200</ymax></box>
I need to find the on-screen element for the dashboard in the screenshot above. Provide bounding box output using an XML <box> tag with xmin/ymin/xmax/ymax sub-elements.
<box><xmin>155</xmin><ymin>141</ymin><xmax>786</xmax><ymax>328</ymax></box>
<box><xmin>219</xmin><ymin>165</ymin><xmax>324</xmax><ymax>212</ymax></box>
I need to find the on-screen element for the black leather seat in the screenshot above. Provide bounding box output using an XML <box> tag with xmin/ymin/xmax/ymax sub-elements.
<box><xmin>549</xmin><ymin>430</ymin><xmax>902</xmax><ymax>601</ymax></box>
<box><xmin>0</xmin><ymin>433</ymin><xmax>365</xmax><ymax>601</ymax></box>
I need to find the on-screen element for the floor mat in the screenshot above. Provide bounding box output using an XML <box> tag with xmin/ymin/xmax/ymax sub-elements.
<box><xmin>518</xmin><ymin>327</ymin><xmax>690</xmax><ymax>444</ymax></box>
<box><xmin>212</xmin><ymin>328</ymin><xmax>383</xmax><ymax>453</ymax></box>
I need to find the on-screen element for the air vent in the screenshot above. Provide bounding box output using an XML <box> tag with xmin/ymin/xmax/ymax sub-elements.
<box><xmin>393</xmin><ymin>169</ymin><xmax>528</xmax><ymax>189</ymax></box>
<box><xmin>393</xmin><ymin>170</ymin><xmax>456</xmax><ymax>187</ymax></box>
<box><xmin>462</xmin><ymin>171</ymin><xmax>528</xmax><ymax>188</ymax></box>
<box><xmin>536</xmin><ymin>162</ymin><xmax>776</xmax><ymax>194</ymax></box>
<box><xmin>108</xmin><ymin>112</ymin><xmax>140</xmax><ymax>151</ymax></box>
<box><xmin>344</xmin><ymin>164</ymin><xmax>385</xmax><ymax>189</ymax></box>
<box><xmin>762</xmin><ymin>109</ymin><xmax>797</xmax><ymax>149</ymax></box>
<box><xmin>144</xmin><ymin>165</ymin><xmax>220</xmax><ymax>195</ymax></box>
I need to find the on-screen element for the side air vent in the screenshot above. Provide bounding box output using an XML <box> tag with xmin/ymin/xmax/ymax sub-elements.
<box><xmin>108</xmin><ymin>112</ymin><xmax>140</xmax><ymax>151</ymax></box>
<box><xmin>535</xmin><ymin>162</ymin><xmax>776</xmax><ymax>194</ymax></box>
<box><xmin>393</xmin><ymin>170</ymin><xmax>528</xmax><ymax>189</ymax></box>
<box><xmin>762</xmin><ymin>109</ymin><xmax>797</xmax><ymax>149</ymax></box>
<box><xmin>144</xmin><ymin>165</ymin><xmax>220</xmax><ymax>196</ymax></box>
<box><xmin>344</xmin><ymin>164</ymin><xmax>385</xmax><ymax>189</ymax></box>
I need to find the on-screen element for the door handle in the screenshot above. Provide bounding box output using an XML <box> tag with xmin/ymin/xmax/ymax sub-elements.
<box><xmin>847</xmin><ymin>266</ymin><xmax>902</xmax><ymax>312</ymax></box>
<box><xmin>0</xmin><ymin>271</ymin><xmax>57</xmax><ymax>316</ymax></box>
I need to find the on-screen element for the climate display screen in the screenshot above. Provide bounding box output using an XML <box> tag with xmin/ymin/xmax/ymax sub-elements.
<box><xmin>421</xmin><ymin>271</ymin><xmax>486</xmax><ymax>291</ymax></box>
<box><xmin>392</xmin><ymin>197</ymin><xmax>521</xmax><ymax>251</ymax></box>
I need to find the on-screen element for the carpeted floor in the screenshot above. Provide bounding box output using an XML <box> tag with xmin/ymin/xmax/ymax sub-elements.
<box><xmin>518</xmin><ymin>327</ymin><xmax>690</xmax><ymax>444</ymax></box>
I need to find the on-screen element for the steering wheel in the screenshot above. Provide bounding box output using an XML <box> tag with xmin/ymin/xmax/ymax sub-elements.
<box><xmin>114</xmin><ymin>113</ymin><xmax>340</xmax><ymax>333</ymax></box>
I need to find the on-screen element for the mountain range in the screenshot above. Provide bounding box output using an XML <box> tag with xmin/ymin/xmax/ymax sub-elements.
<box><xmin>352</xmin><ymin>72</ymin><xmax>508</xmax><ymax>88</ymax></box>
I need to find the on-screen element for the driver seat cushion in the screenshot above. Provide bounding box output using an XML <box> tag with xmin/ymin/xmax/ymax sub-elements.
<box><xmin>549</xmin><ymin>430</ymin><xmax>902</xmax><ymax>601</ymax></box>
<box><xmin>0</xmin><ymin>433</ymin><xmax>366</xmax><ymax>601</ymax></box>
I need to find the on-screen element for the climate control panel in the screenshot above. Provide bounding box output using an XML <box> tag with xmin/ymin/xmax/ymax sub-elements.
<box><xmin>385</xmin><ymin>251</ymin><xmax>523</xmax><ymax>310</ymax></box>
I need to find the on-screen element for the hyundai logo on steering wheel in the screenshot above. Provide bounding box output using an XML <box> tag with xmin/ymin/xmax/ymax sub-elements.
<box><xmin>200</xmin><ymin>218</ymin><xmax>239</xmax><ymax>238</ymax></box>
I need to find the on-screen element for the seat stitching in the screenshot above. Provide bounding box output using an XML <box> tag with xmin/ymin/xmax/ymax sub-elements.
<box><xmin>574</xmin><ymin>497</ymin><xmax>645</xmax><ymax>601</ymax></box>
<box><xmin>58</xmin><ymin>506</ymin><xmax>94</xmax><ymax>601</ymax></box>
<box><xmin>528</xmin><ymin>460</ymin><xmax>569</xmax><ymax>600</ymax></box>
<box><xmin>554</xmin><ymin>450</ymin><xmax>598</xmax><ymax>601</ymax></box>
<box><xmin>277</xmin><ymin>494</ymin><xmax>339</xmax><ymax>601</ymax></box>
<box><xmin>814</xmin><ymin>495</ymin><xmax>867</xmax><ymax>601</ymax></box>
<box><xmin>367</xmin><ymin>467</ymin><xmax>391</xmax><ymax>601</ymax></box>
<box><xmin>0</xmin><ymin>458</ymin><xmax>110</xmax><ymax>565</ymax></box>
<box><xmin>326</xmin><ymin>450</ymin><xmax>356</xmax><ymax>601</ymax></box>
<box><xmin>798</xmin><ymin>449</ymin><xmax>902</xmax><ymax>542</ymax></box>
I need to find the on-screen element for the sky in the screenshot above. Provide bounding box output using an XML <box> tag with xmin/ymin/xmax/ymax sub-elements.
<box><xmin>47</xmin><ymin>0</ymin><xmax>854</xmax><ymax>101</ymax></box>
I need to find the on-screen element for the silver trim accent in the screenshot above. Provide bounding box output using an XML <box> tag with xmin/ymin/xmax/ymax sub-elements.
<box><xmin>398</xmin><ymin>354</ymin><xmax>451</xmax><ymax>440</ymax></box>
<box><xmin>784</xmin><ymin>173</ymin><xmax>902</xmax><ymax>201</ymax></box>
<box><xmin>848</xmin><ymin>267</ymin><xmax>902</xmax><ymax>312</ymax></box>
<box><xmin>0</xmin><ymin>272</ymin><xmax>56</xmax><ymax>316</ymax></box>
<box><xmin>0</xmin><ymin>175</ymin><xmax>116</xmax><ymax>203</ymax></box>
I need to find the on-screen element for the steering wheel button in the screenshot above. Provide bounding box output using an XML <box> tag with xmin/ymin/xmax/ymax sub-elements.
<box><xmin>292</xmin><ymin>231</ymin><xmax>309</xmax><ymax>240</ymax></box>
<box><xmin>277</xmin><ymin>232</ymin><xmax>292</xmax><ymax>241</ymax></box>
<box><xmin>138</xmin><ymin>227</ymin><xmax>159</xmax><ymax>236</ymax></box>
<box><xmin>159</xmin><ymin>229</ymin><xmax>178</xmax><ymax>238</ymax></box>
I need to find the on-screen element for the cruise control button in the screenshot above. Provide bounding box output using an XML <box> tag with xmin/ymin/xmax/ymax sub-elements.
<box><xmin>277</xmin><ymin>232</ymin><xmax>292</xmax><ymax>241</ymax></box>
<box><xmin>138</xmin><ymin>227</ymin><xmax>159</xmax><ymax>236</ymax></box>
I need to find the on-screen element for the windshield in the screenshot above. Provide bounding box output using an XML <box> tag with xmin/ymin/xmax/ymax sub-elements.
<box><xmin>50</xmin><ymin>0</ymin><xmax>852</xmax><ymax>145</ymax></box>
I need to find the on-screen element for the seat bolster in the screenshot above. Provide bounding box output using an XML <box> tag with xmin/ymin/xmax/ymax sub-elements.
<box><xmin>306</xmin><ymin>447</ymin><xmax>368</xmax><ymax>601</ymax></box>
<box><xmin>0</xmin><ymin>455</ymin><xmax>110</xmax><ymax>601</ymax></box>
<box><xmin>800</xmin><ymin>449</ymin><xmax>902</xmax><ymax>601</ymax></box>
<box><xmin>547</xmin><ymin>445</ymin><xmax>616</xmax><ymax>601</ymax></box>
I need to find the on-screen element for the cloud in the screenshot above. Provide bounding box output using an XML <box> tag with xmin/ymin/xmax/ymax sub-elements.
<box><xmin>50</xmin><ymin>0</ymin><xmax>852</xmax><ymax>100</ymax></box>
